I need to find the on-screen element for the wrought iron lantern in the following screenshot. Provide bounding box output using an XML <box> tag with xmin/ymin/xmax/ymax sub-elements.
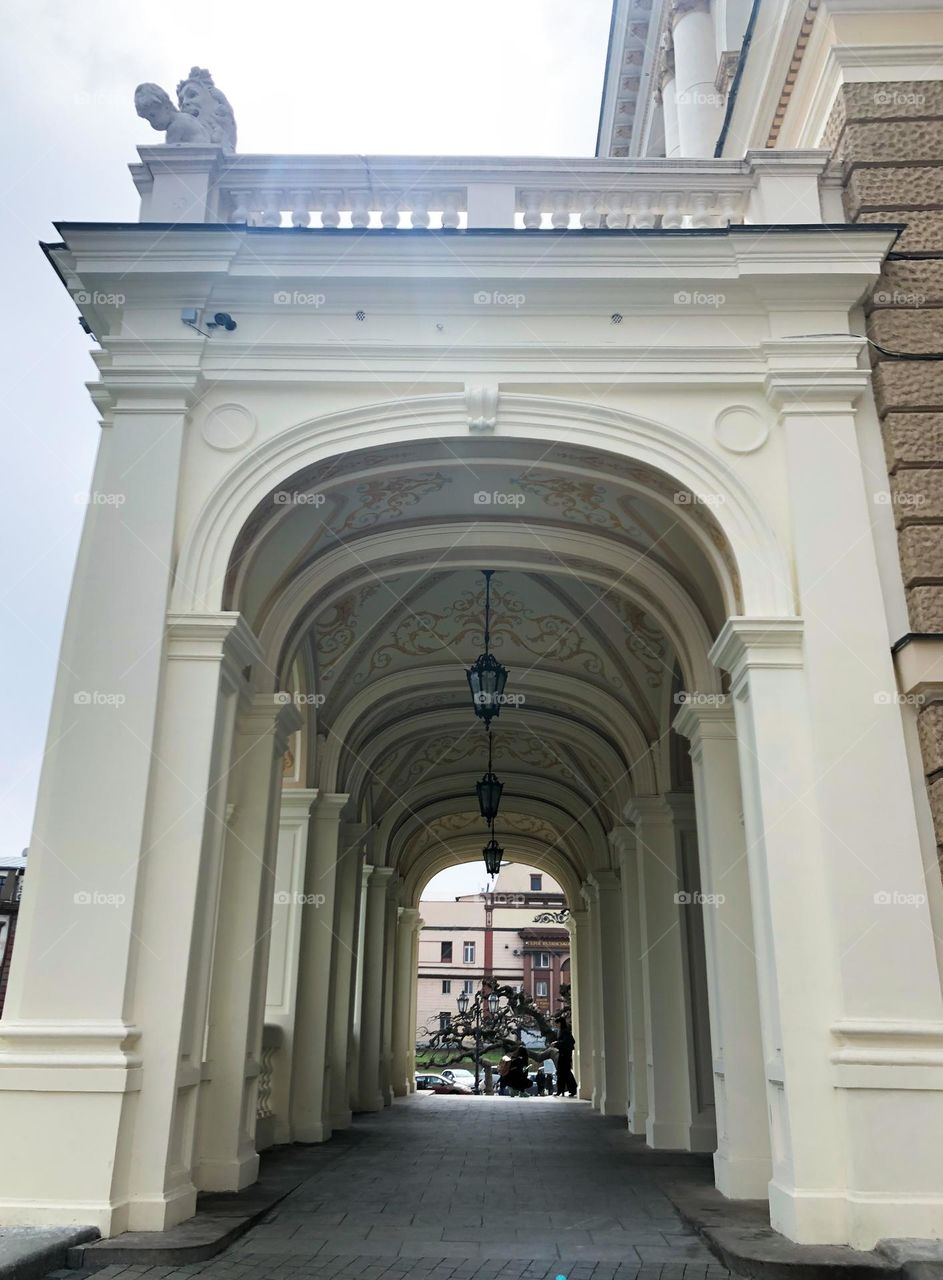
<box><xmin>475</xmin><ymin>729</ymin><xmax>504</xmax><ymax>823</ymax></box>
<box><xmin>457</xmin><ymin>990</ymin><xmax>470</xmax><ymax>1015</ymax></box>
<box><xmin>466</xmin><ymin>570</ymin><xmax>508</xmax><ymax>724</ymax></box>
<box><xmin>487</xmin><ymin>991</ymin><xmax>500</xmax><ymax>1016</ymax></box>
<box><xmin>482</xmin><ymin>824</ymin><xmax>504</xmax><ymax>877</ymax></box>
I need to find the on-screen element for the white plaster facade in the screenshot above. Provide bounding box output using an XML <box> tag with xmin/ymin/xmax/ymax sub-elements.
<box><xmin>2</xmin><ymin>0</ymin><xmax>943</xmax><ymax>1255</ymax></box>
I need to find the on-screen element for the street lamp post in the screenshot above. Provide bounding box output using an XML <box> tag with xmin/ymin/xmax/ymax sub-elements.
<box><xmin>457</xmin><ymin>987</ymin><xmax>502</xmax><ymax>1093</ymax></box>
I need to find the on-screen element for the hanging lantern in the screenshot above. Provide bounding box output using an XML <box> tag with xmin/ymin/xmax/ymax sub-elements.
<box><xmin>475</xmin><ymin>729</ymin><xmax>504</xmax><ymax>822</ymax></box>
<box><xmin>482</xmin><ymin>826</ymin><xmax>504</xmax><ymax>877</ymax></box>
<box><xmin>467</xmin><ymin>569</ymin><xmax>509</xmax><ymax>723</ymax></box>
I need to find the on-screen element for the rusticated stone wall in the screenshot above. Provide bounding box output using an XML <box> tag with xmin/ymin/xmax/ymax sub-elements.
<box><xmin>826</xmin><ymin>80</ymin><xmax>943</xmax><ymax>865</ymax></box>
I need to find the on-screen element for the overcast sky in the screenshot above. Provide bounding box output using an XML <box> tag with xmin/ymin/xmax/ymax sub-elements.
<box><xmin>0</xmin><ymin>0</ymin><xmax>612</xmax><ymax>891</ymax></box>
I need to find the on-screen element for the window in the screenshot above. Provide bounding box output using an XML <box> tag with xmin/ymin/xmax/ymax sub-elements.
<box><xmin>441</xmin><ymin>979</ymin><xmax>451</xmax><ymax>994</ymax></box>
<box><xmin>440</xmin><ymin>941</ymin><xmax>452</xmax><ymax>963</ymax></box>
<box><xmin>438</xmin><ymin>1011</ymin><xmax>451</xmax><ymax>1031</ymax></box>
<box><xmin>530</xmin><ymin>874</ymin><xmax>542</xmax><ymax>891</ymax></box>
<box><xmin>463</xmin><ymin>941</ymin><xmax>475</xmax><ymax>964</ymax></box>
<box><xmin>535</xmin><ymin>980</ymin><xmax>548</xmax><ymax>998</ymax></box>
<box><xmin>462</xmin><ymin>979</ymin><xmax>475</xmax><ymax>995</ymax></box>
<box><xmin>535</xmin><ymin>952</ymin><xmax>551</xmax><ymax>968</ymax></box>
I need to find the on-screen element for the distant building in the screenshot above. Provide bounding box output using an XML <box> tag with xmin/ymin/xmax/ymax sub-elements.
<box><xmin>416</xmin><ymin>863</ymin><xmax>569</xmax><ymax>1042</ymax></box>
<box><xmin>0</xmin><ymin>854</ymin><xmax>26</xmax><ymax>1016</ymax></box>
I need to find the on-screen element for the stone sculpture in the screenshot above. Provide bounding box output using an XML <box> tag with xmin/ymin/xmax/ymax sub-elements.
<box><xmin>134</xmin><ymin>67</ymin><xmax>236</xmax><ymax>152</ymax></box>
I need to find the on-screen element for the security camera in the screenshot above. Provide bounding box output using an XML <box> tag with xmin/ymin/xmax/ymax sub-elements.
<box><xmin>211</xmin><ymin>312</ymin><xmax>237</xmax><ymax>331</ymax></box>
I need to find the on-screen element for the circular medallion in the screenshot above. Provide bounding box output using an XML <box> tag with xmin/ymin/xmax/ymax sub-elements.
<box><xmin>713</xmin><ymin>406</ymin><xmax>769</xmax><ymax>454</ymax></box>
<box><xmin>201</xmin><ymin>403</ymin><xmax>256</xmax><ymax>451</ymax></box>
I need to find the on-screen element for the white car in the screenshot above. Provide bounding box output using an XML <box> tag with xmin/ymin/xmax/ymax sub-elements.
<box><xmin>440</xmin><ymin>1068</ymin><xmax>478</xmax><ymax>1091</ymax></box>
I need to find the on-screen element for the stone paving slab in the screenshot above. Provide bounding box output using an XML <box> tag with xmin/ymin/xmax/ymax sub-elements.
<box><xmin>0</xmin><ymin>1228</ymin><xmax>98</xmax><ymax>1280</ymax></box>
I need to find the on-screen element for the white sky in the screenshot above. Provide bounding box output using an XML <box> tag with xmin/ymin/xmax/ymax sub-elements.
<box><xmin>0</xmin><ymin>0</ymin><xmax>613</xmax><ymax>883</ymax></box>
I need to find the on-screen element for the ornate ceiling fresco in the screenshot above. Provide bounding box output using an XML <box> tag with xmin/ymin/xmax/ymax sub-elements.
<box><xmin>224</xmin><ymin>438</ymin><xmax>732</xmax><ymax>885</ymax></box>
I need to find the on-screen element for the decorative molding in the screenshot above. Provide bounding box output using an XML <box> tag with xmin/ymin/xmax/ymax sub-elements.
<box><xmin>200</xmin><ymin>402</ymin><xmax>256</xmax><ymax>451</ymax></box>
<box><xmin>709</xmin><ymin>617</ymin><xmax>804</xmax><ymax>681</ymax></box>
<box><xmin>466</xmin><ymin>383</ymin><xmax>498</xmax><ymax>432</ymax></box>
<box><xmin>713</xmin><ymin>405</ymin><xmax>769</xmax><ymax>454</ymax></box>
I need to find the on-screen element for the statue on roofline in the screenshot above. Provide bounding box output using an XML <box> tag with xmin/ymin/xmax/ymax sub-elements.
<box><xmin>134</xmin><ymin>67</ymin><xmax>236</xmax><ymax>153</ymax></box>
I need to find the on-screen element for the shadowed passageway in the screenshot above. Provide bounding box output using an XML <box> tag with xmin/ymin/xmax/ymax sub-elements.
<box><xmin>81</xmin><ymin>1098</ymin><xmax>729</xmax><ymax>1280</ymax></box>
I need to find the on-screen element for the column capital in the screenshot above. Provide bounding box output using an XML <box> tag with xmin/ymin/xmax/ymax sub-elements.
<box><xmin>761</xmin><ymin>337</ymin><xmax>870</xmax><ymax>416</ymax></box>
<box><xmin>670</xmin><ymin>0</ymin><xmax>710</xmax><ymax>25</ymax></box>
<box><xmin>310</xmin><ymin>792</ymin><xmax>350</xmax><ymax>819</ymax></box>
<box><xmin>398</xmin><ymin>907</ymin><xmax>422</xmax><ymax>928</ymax></box>
<box><xmin>710</xmin><ymin>617</ymin><xmax>804</xmax><ymax>683</ymax></box>
<box><xmin>279</xmin><ymin>787</ymin><xmax>319</xmax><ymax>822</ymax></box>
<box><xmin>673</xmin><ymin>694</ymin><xmax>736</xmax><ymax>743</ymax></box>
<box><xmin>589</xmin><ymin>868</ymin><xmax>621</xmax><ymax>891</ymax></box>
<box><xmin>609</xmin><ymin>825</ymin><xmax>637</xmax><ymax>858</ymax></box>
<box><xmin>166</xmin><ymin>610</ymin><xmax>262</xmax><ymax>673</ymax></box>
<box><xmin>238</xmin><ymin>694</ymin><xmax>303</xmax><ymax>748</ymax></box>
<box><xmin>366</xmin><ymin>865</ymin><xmax>396</xmax><ymax>888</ymax></box>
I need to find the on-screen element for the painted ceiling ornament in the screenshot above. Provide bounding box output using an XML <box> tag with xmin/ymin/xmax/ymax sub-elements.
<box><xmin>134</xmin><ymin>67</ymin><xmax>237</xmax><ymax>152</ymax></box>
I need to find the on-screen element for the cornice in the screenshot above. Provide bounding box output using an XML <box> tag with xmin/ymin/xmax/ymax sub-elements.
<box><xmin>710</xmin><ymin>617</ymin><xmax>804</xmax><ymax>679</ymax></box>
<box><xmin>673</xmin><ymin>696</ymin><xmax>736</xmax><ymax>742</ymax></box>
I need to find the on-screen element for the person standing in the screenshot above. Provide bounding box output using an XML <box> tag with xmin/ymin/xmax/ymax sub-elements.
<box><xmin>552</xmin><ymin>1017</ymin><xmax>578</xmax><ymax>1097</ymax></box>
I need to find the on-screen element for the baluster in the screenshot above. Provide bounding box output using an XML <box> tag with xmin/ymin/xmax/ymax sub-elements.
<box><xmin>260</xmin><ymin>191</ymin><xmax>282</xmax><ymax>227</ymax></box>
<box><xmin>380</xmin><ymin>193</ymin><xmax>400</xmax><ymax>229</ymax></box>
<box><xmin>580</xmin><ymin>200</ymin><xmax>603</xmax><ymax>229</ymax></box>
<box><xmin>550</xmin><ymin>192</ymin><xmax>571</xmax><ymax>230</ymax></box>
<box><xmin>605</xmin><ymin>197</ymin><xmax>629</xmax><ymax>230</ymax></box>
<box><xmin>631</xmin><ymin>194</ymin><xmax>656</xmax><ymax>229</ymax></box>
<box><xmin>229</xmin><ymin>189</ymin><xmax>251</xmax><ymax>224</ymax></box>
<box><xmin>661</xmin><ymin>192</ymin><xmax>683</xmax><ymax>229</ymax></box>
<box><xmin>290</xmin><ymin>191</ymin><xmax>311</xmax><ymax>228</ymax></box>
<box><xmin>350</xmin><ymin>191</ymin><xmax>371</xmax><ymax>229</ymax></box>
<box><xmin>441</xmin><ymin>192</ymin><xmax>460</xmax><ymax>229</ymax></box>
<box><xmin>521</xmin><ymin>191</ymin><xmax>543</xmax><ymax>230</ymax></box>
<box><xmin>320</xmin><ymin>191</ymin><xmax>341</xmax><ymax>229</ymax></box>
<box><xmin>410</xmin><ymin>194</ymin><xmax>431</xmax><ymax>229</ymax></box>
<box><xmin>690</xmin><ymin>192</ymin><xmax>715</xmax><ymax>228</ymax></box>
<box><xmin>718</xmin><ymin>193</ymin><xmax>745</xmax><ymax>226</ymax></box>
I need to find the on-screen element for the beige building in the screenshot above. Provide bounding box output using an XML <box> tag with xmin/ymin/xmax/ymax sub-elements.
<box><xmin>416</xmin><ymin>864</ymin><xmax>569</xmax><ymax>1043</ymax></box>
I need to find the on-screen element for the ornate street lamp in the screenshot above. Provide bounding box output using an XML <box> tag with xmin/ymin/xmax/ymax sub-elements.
<box><xmin>457</xmin><ymin>989</ymin><xmax>470</xmax><ymax>1016</ymax></box>
<box><xmin>487</xmin><ymin>991</ymin><xmax>500</xmax><ymax>1017</ymax></box>
<box><xmin>475</xmin><ymin>728</ymin><xmax>504</xmax><ymax>823</ymax></box>
<box><xmin>482</xmin><ymin>824</ymin><xmax>504</xmax><ymax>877</ymax></box>
<box><xmin>466</xmin><ymin>570</ymin><xmax>508</xmax><ymax>724</ymax></box>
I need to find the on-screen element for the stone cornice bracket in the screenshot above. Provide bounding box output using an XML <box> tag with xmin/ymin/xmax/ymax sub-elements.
<box><xmin>672</xmin><ymin>693</ymin><xmax>735</xmax><ymax>742</ymax></box>
<box><xmin>240</xmin><ymin>692</ymin><xmax>303</xmax><ymax>749</ymax></box>
<box><xmin>761</xmin><ymin>336</ymin><xmax>870</xmax><ymax>416</ymax></box>
<box><xmin>624</xmin><ymin>793</ymin><xmax>694</xmax><ymax>827</ymax></box>
<box><xmin>589</xmin><ymin>867</ymin><xmax>621</xmax><ymax>890</ymax></box>
<box><xmin>655</xmin><ymin>32</ymin><xmax>676</xmax><ymax>102</ymax></box>
<box><xmin>466</xmin><ymin>382</ymin><xmax>498</xmax><ymax>432</ymax></box>
<box><xmin>608</xmin><ymin>825</ymin><xmax>636</xmax><ymax>857</ymax></box>
<box><xmin>710</xmin><ymin>617</ymin><xmax>804</xmax><ymax>694</ymax></box>
<box><xmin>310</xmin><ymin>792</ymin><xmax>350</xmax><ymax>819</ymax></box>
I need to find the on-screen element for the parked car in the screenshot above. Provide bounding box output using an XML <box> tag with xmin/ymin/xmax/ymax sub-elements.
<box><xmin>440</xmin><ymin>1068</ymin><xmax>477</xmax><ymax>1091</ymax></box>
<box><xmin>414</xmin><ymin>1072</ymin><xmax>474</xmax><ymax>1095</ymax></box>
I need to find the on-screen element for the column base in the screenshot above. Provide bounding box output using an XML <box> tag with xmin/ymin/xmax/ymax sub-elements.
<box><xmin>770</xmin><ymin>1179</ymin><xmax>943</xmax><ymax>1250</ymax></box>
<box><xmin>578</xmin><ymin>1082</ymin><xmax>593</xmax><ymax>1101</ymax></box>
<box><xmin>330</xmin><ymin>1109</ymin><xmax>353</xmax><ymax>1130</ymax></box>
<box><xmin>598</xmin><ymin>1093</ymin><xmax>629</xmax><ymax>1118</ymax></box>
<box><xmin>627</xmin><ymin>1106</ymin><xmax>648</xmax><ymax>1136</ymax></box>
<box><xmin>293</xmin><ymin>1120</ymin><xmax>332</xmax><ymax>1144</ymax></box>
<box><xmin>195</xmin><ymin>1151</ymin><xmax>259</xmax><ymax>1192</ymax></box>
<box><xmin>714</xmin><ymin>1152</ymin><xmax>772</xmax><ymax>1200</ymax></box>
<box><xmin>126</xmin><ymin>1183</ymin><xmax>197</xmax><ymax>1232</ymax></box>
<box><xmin>354</xmin><ymin>1093</ymin><xmax>385</xmax><ymax>1114</ymax></box>
<box><xmin>689</xmin><ymin>1114</ymin><xmax>717</xmax><ymax>1153</ymax></box>
<box><xmin>646</xmin><ymin>1118</ymin><xmax>693</xmax><ymax>1150</ymax></box>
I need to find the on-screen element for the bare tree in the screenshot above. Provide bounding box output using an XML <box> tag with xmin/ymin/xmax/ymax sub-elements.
<box><xmin>419</xmin><ymin>981</ymin><xmax>572</xmax><ymax>1092</ymax></box>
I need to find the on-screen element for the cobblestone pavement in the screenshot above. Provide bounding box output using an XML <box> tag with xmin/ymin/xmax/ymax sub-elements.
<box><xmin>71</xmin><ymin>1097</ymin><xmax>730</xmax><ymax>1280</ymax></box>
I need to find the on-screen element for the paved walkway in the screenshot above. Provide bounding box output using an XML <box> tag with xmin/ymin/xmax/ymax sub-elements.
<box><xmin>72</xmin><ymin>1097</ymin><xmax>730</xmax><ymax>1280</ymax></box>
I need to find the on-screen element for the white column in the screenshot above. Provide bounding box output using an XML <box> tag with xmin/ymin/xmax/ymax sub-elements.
<box><xmin>569</xmin><ymin>908</ymin><xmax>595</xmax><ymax>1101</ymax></box>
<box><xmin>0</xmin><ymin>395</ymin><xmax>198</xmax><ymax>1233</ymax></box>
<box><xmin>391</xmin><ymin>908</ymin><xmax>421</xmax><ymax>1096</ymax></box>
<box><xmin>355</xmin><ymin>866</ymin><xmax>394</xmax><ymax>1112</ymax></box>
<box><xmin>611</xmin><ymin>828</ymin><xmax>650</xmax><ymax>1136</ymax></box>
<box><xmin>288</xmin><ymin>793</ymin><xmax>349</xmax><ymax>1143</ymax></box>
<box><xmin>582</xmin><ymin>891</ymin><xmax>606</xmax><ymax>1111</ymax></box>
<box><xmin>627</xmin><ymin>795</ymin><xmax>711</xmax><ymax>1151</ymax></box>
<box><xmin>327</xmin><ymin>822</ymin><xmax>366</xmax><ymax>1131</ymax></box>
<box><xmin>406</xmin><ymin>915</ymin><xmax>422</xmax><ymax>1091</ymax></box>
<box><xmin>712</xmin><ymin>352</ymin><xmax>943</xmax><ymax>1247</ymax></box>
<box><xmin>349</xmin><ymin>860</ymin><xmax>371</xmax><ymax>1111</ymax></box>
<box><xmin>379</xmin><ymin>882</ymin><xmax>399</xmax><ymax>1106</ymax></box>
<box><xmin>673</xmin><ymin>699</ymin><xmax>772</xmax><ymax>1198</ymax></box>
<box><xmin>194</xmin><ymin>696</ymin><xmax>300</xmax><ymax>1191</ymax></box>
<box><xmin>657</xmin><ymin>34</ymin><xmax>680</xmax><ymax>159</ymax></box>
<box><xmin>671</xmin><ymin>0</ymin><xmax>725</xmax><ymax>158</ymax></box>
<box><xmin>587</xmin><ymin>872</ymin><xmax>629</xmax><ymax>1116</ymax></box>
<box><xmin>264</xmin><ymin>788</ymin><xmax>318</xmax><ymax>1144</ymax></box>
